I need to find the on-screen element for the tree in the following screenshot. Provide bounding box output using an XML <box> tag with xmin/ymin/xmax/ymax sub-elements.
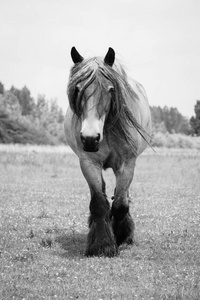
<box><xmin>10</xmin><ymin>86</ymin><xmax>35</xmax><ymax>115</ymax></box>
<box><xmin>35</xmin><ymin>94</ymin><xmax>48</xmax><ymax>117</ymax></box>
<box><xmin>190</xmin><ymin>100</ymin><xmax>200</xmax><ymax>136</ymax></box>
<box><xmin>0</xmin><ymin>91</ymin><xmax>22</xmax><ymax>118</ymax></box>
<box><xmin>50</xmin><ymin>99</ymin><xmax>64</xmax><ymax>123</ymax></box>
<box><xmin>0</xmin><ymin>82</ymin><xmax>4</xmax><ymax>94</ymax></box>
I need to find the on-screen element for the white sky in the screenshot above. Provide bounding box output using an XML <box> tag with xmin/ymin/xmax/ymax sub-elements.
<box><xmin>0</xmin><ymin>0</ymin><xmax>200</xmax><ymax>117</ymax></box>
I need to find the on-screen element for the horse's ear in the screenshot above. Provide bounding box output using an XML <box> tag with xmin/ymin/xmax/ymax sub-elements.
<box><xmin>104</xmin><ymin>47</ymin><xmax>115</xmax><ymax>66</ymax></box>
<box><xmin>71</xmin><ymin>47</ymin><xmax>84</xmax><ymax>64</ymax></box>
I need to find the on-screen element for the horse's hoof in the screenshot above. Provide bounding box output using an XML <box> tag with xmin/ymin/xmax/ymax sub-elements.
<box><xmin>125</xmin><ymin>236</ymin><xmax>134</xmax><ymax>245</ymax></box>
<box><xmin>112</xmin><ymin>212</ymin><xmax>135</xmax><ymax>246</ymax></box>
<box><xmin>85</xmin><ymin>244</ymin><xmax>118</xmax><ymax>257</ymax></box>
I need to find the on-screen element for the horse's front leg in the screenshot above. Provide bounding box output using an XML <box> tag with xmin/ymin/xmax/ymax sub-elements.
<box><xmin>112</xmin><ymin>158</ymin><xmax>136</xmax><ymax>246</ymax></box>
<box><xmin>80</xmin><ymin>159</ymin><xmax>117</xmax><ymax>257</ymax></box>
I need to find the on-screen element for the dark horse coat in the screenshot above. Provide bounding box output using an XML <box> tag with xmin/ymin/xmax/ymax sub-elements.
<box><xmin>65</xmin><ymin>47</ymin><xmax>152</xmax><ymax>256</ymax></box>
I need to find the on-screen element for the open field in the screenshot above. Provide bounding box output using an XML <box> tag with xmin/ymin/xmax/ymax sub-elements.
<box><xmin>0</xmin><ymin>145</ymin><xmax>200</xmax><ymax>299</ymax></box>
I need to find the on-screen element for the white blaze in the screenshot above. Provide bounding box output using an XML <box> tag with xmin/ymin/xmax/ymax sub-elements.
<box><xmin>80</xmin><ymin>96</ymin><xmax>105</xmax><ymax>142</ymax></box>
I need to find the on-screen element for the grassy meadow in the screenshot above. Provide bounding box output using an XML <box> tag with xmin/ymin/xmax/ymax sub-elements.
<box><xmin>0</xmin><ymin>145</ymin><xmax>200</xmax><ymax>299</ymax></box>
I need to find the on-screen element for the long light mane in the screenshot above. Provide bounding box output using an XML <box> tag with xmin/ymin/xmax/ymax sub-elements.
<box><xmin>67</xmin><ymin>57</ymin><xmax>149</xmax><ymax>155</ymax></box>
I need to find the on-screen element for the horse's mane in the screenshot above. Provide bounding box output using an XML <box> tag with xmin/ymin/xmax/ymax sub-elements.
<box><xmin>67</xmin><ymin>57</ymin><xmax>150</xmax><ymax>154</ymax></box>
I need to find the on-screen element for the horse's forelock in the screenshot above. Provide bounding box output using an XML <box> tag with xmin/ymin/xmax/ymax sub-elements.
<box><xmin>68</xmin><ymin>58</ymin><xmax>112</xmax><ymax>116</ymax></box>
<box><xmin>68</xmin><ymin>57</ymin><xmax>133</xmax><ymax>123</ymax></box>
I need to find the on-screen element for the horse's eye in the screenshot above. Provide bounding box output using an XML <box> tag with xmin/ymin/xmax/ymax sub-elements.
<box><xmin>109</xmin><ymin>87</ymin><xmax>115</xmax><ymax>97</ymax></box>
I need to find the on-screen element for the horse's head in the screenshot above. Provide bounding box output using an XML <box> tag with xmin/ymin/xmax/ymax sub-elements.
<box><xmin>68</xmin><ymin>47</ymin><xmax>115</xmax><ymax>152</ymax></box>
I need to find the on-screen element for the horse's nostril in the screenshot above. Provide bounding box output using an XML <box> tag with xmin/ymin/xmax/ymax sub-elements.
<box><xmin>95</xmin><ymin>133</ymin><xmax>100</xmax><ymax>143</ymax></box>
<box><xmin>80</xmin><ymin>133</ymin><xmax>86</xmax><ymax>145</ymax></box>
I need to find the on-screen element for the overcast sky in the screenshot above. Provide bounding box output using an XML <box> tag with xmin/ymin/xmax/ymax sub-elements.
<box><xmin>0</xmin><ymin>0</ymin><xmax>200</xmax><ymax>117</ymax></box>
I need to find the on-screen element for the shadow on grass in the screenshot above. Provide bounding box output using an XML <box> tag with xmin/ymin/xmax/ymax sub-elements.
<box><xmin>54</xmin><ymin>232</ymin><xmax>87</xmax><ymax>258</ymax></box>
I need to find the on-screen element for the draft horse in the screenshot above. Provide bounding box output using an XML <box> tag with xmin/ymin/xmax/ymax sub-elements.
<box><xmin>65</xmin><ymin>47</ymin><xmax>152</xmax><ymax>256</ymax></box>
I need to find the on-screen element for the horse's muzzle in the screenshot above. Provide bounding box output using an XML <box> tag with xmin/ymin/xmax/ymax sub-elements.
<box><xmin>80</xmin><ymin>133</ymin><xmax>100</xmax><ymax>152</ymax></box>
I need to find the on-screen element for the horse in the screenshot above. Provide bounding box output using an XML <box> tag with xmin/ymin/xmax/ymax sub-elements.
<box><xmin>64</xmin><ymin>47</ymin><xmax>152</xmax><ymax>257</ymax></box>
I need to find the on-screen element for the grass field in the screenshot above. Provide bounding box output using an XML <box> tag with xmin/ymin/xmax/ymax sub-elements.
<box><xmin>0</xmin><ymin>145</ymin><xmax>200</xmax><ymax>299</ymax></box>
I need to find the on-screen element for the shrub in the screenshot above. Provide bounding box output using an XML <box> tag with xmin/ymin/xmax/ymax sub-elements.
<box><xmin>151</xmin><ymin>132</ymin><xmax>200</xmax><ymax>149</ymax></box>
<box><xmin>0</xmin><ymin>113</ymin><xmax>59</xmax><ymax>145</ymax></box>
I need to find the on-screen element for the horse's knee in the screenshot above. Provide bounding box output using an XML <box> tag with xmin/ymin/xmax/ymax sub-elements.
<box><xmin>111</xmin><ymin>202</ymin><xmax>129</xmax><ymax>221</ymax></box>
<box><xmin>90</xmin><ymin>193</ymin><xmax>110</xmax><ymax>220</ymax></box>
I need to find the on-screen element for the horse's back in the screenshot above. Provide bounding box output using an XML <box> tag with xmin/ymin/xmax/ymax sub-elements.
<box><xmin>113</xmin><ymin>62</ymin><xmax>151</xmax><ymax>155</ymax></box>
<box><xmin>127</xmin><ymin>78</ymin><xmax>152</xmax><ymax>155</ymax></box>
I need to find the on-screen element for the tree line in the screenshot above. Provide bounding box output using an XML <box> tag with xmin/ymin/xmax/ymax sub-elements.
<box><xmin>0</xmin><ymin>81</ymin><xmax>199</xmax><ymax>145</ymax></box>
<box><xmin>150</xmin><ymin>106</ymin><xmax>190</xmax><ymax>134</ymax></box>
<box><xmin>151</xmin><ymin>102</ymin><xmax>200</xmax><ymax>136</ymax></box>
<box><xmin>0</xmin><ymin>82</ymin><xmax>65</xmax><ymax>145</ymax></box>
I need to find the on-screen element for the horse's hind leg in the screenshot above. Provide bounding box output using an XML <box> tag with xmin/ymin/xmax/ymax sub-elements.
<box><xmin>80</xmin><ymin>159</ymin><xmax>117</xmax><ymax>257</ymax></box>
<box><xmin>112</xmin><ymin>159</ymin><xmax>136</xmax><ymax>246</ymax></box>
